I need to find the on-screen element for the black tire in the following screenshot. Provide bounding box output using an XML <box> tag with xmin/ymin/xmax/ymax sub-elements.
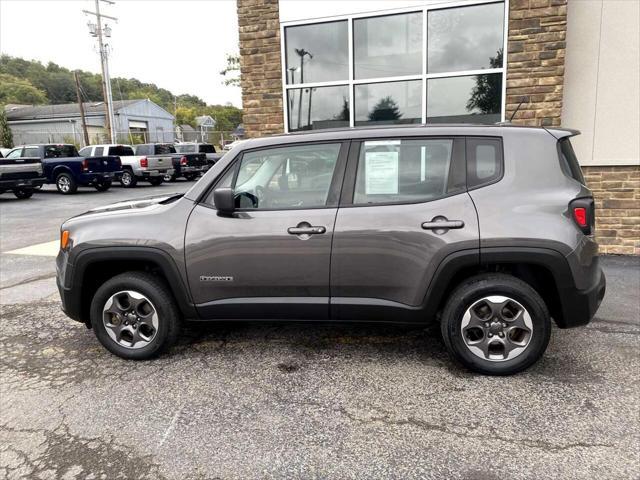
<box><xmin>120</xmin><ymin>169</ymin><xmax>137</xmax><ymax>188</ymax></box>
<box><xmin>164</xmin><ymin>173</ymin><xmax>177</xmax><ymax>182</ymax></box>
<box><xmin>13</xmin><ymin>188</ymin><xmax>34</xmax><ymax>199</ymax></box>
<box><xmin>184</xmin><ymin>173</ymin><xmax>198</xmax><ymax>181</ymax></box>
<box><xmin>90</xmin><ymin>272</ymin><xmax>181</xmax><ymax>360</ymax></box>
<box><xmin>148</xmin><ymin>177</ymin><xmax>163</xmax><ymax>186</ymax></box>
<box><xmin>440</xmin><ymin>273</ymin><xmax>551</xmax><ymax>376</ymax></box>
<box><xmin>95</xmin><ymin>180</ymin><xmax>112</xmax><ymax>192</ymax></box>
<box><xmin>55</xmin><ymin>172</ymin><xmax>78</xmax><ymax>194</ymax></box>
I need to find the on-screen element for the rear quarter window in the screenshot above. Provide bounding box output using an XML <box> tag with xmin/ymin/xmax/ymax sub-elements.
<box><xmin>466</xmin><ymin>137</ymin><xmax>503</xmax><ymax>189</ymax></box>
<box><xmin>558</xmin><ymin>138</ymin><xmax>585</xmax><ymax>185</ymax></box>
<box><xmin>109</xmin><ymin>146</ymin><xmax>134</xmax><ymax>156</ymax></box>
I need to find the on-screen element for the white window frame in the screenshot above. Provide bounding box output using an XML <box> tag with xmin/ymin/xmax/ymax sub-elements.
<box><xmin>280</xmin><ymin>0</ymin><xmax>509</xmax><ymax>132</ymax></box>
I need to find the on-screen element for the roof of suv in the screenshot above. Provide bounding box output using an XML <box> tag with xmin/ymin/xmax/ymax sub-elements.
<box><xmin>233</xmin><ymin>124</ymin><xmax>578</xmax><ymax>151</ymax></box>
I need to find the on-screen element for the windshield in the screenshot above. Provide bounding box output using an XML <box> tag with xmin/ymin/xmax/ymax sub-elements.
<box><xmin>44</xmin><ymin>145</ymin><xmax>78</xmax><ymax>158</ymax></box>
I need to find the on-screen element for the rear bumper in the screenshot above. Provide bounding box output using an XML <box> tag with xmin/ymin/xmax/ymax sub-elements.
<box><xmin>557</xmin><ymin>267</ymin><xmax>606</xmax><ymax>328</ymax></box>
<box><xmin>78</xmin><ymin>171</ymin><xmax>122</xmax><ymax>184</ymax></box>
<box><xmin>137</xmin><ymin>168</ymin><xmax>174</xmax><ymax>179</ymax></box>
<box><xmin>0</xmin><ymin>177</ymin><xmax>46</xmax><ymax>190</ymax></box>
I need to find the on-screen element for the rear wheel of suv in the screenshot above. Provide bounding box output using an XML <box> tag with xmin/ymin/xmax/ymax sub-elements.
<box><xmin>148</xmin><ymin>177</ymin><xmax>163</xmax><ymax>186</ymax></box>
<box><xmin>90</xmin><ymin>272</ymin><xmax>181</xmax><ymax>360</ymax></box>
<box><xmin>56</xmin><ymin>172</ymin><xmax>77</xmax><ymax>194</ymax></box>
<box><xmin>440</xmin><ymin>273</ymin><xmax>551</xmax><ymax>376</ymax></box>
<box><xmin>120</xmin><ymin>169</ymin><xmax>137</xmax><ymax>188</ymax></box>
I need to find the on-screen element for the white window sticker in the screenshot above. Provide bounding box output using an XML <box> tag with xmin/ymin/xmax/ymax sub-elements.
<box><xmin>365</xmin><ymin>151</ymin><xmax>399</xmax><ymax>195</ymax></box>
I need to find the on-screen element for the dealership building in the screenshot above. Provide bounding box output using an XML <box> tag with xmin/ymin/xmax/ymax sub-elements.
<box><xmin>236</xmin><ymin>0</ymin><xmax>639</xmax><ymax>254</ymax></box>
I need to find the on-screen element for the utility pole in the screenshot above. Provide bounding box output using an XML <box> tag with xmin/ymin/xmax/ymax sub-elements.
<box><xmin>73</xmin><ymin>71</ymin><xmax>90</xmax><ymax>147</ymax></box>
<box><xmin>84</xmin><ymin>1</ymin><xmax>117</xmax><ymax>143</ymax></box>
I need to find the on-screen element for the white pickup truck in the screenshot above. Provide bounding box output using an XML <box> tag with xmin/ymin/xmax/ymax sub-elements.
<box><xmin>79</xmin><ymin>144</ymin><xmax>174</xmax><ymax>188</ymax></box>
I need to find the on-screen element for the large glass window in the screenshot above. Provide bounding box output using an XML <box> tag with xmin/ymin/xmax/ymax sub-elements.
<box><xmin>354</xmin><ymin>12</ymin><xmax>422</xmax><ymax>79</ymax></box>
<box><xmin>427</xmin><ymin>3</ymin><xmax>505</xmax><ymax>73</ymax></box>
<box><xmin>285</xmin><ymin>21</ymin><xmax>348</xmax><ymax>84</ymax></box>
<box><xmin>287</xmin><ymin>85</ymin><xmax>350</xmax><ymax>131</ymax></box>
<box><xmin>354</xmin><ymin>138</ymin><xmax>459</xmax><ymax>204</ymax></box>
<box><xmin>229</xmin><ymin>144</ymin><xmax>342</xmax><ymax>210</ymax></box>
<box><xmin>427</xmin><ymin>74</ymin><xmax>502</xmax><ymax>124</ymax></box>
<box><xmin>355</xmin><ymin>81</ymin><xmax>422</xmax><ymax>126</ymax></box>
<box><xmin>282</xmin><ymin>2</ymin><xmax>506</xmax><ymax>130</ymax></box>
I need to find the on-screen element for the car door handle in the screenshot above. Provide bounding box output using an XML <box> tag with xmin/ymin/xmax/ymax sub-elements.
<box><xmin>288</xmin><ymin>226</ymin><xmax>326</xmax><ymax>235</ymax></box>
<box><xmin>421</xmin><ymin>220</ymin><xmax>465</xmax><ymax>230</ymax></box>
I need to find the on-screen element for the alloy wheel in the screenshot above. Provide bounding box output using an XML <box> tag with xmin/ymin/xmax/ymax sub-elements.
<box><xmin>102</xmin><ymin>290</ymin><xmax>159</xmax><ymax>349</ymax></box>
<box><xmin>58</xmin><ymin>176</ymin><xmax>70</xmax><ymax>193</ymax></box>
<box><xmin>460</xmin><ymin>295</ymin><xmax>533</xmax><ymax>361</ymax></box>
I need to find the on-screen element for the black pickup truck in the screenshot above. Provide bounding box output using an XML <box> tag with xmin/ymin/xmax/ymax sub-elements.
<box><xmin>134</xmin><ymin>143</ymin><xmax>206</xmax><ymax>182</ymax></box>
<box><xmin>4</xmin><ymin>144</ymin><xmax>122</xmax><ymax>194</ymax></box>
<box><xmin>174</xmin><ymin>142</ymin><xmax>223</xmax><ymax>170</ymax></box>
<box><xmin>0</xmin><ymin>150</ymin><xmax>46</xmax><ymax>199</ymax></box>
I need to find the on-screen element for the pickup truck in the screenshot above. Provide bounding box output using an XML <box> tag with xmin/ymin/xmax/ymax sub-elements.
<box><xmin>133</xmin><ymin>144</ymin><xmax>206</xmax><ymax>182</ymax></box>
<box><xmin>4</xmin><ymin>144</ymin><xmax>122</xmax><ymax>194</ymax></box>
<box><xmin>0</xmin><ymin>150</ymin><xmax>46</xmax><ymax>199</ymax></box>
<box><xmin>174</xmin><ymin>142</ymin><xmax>222</xmax><ymax>170</ymax></box>
<box><xmin>79</xmin><ymin>144</ymin><xmax>174</xmax><ymax>188</ymax></box>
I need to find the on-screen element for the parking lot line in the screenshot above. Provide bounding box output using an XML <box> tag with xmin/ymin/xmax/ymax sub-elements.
<box><xmin>5</xmin><ymin>240</ymin><xmax>59</xmax><ymax>257</ymax></box>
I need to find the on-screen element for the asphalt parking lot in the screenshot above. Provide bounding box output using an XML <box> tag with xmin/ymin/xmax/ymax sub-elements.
<box><xmin>1</xmin><ymin>184</ymin><xmax>639</xmax><ymax>479</ymax></box>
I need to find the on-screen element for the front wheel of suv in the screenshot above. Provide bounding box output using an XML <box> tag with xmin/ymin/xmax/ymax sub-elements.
<box><xmin>90</xmin><ymin>272</ymin><xmax>181</xmax><ymax>360</ymax></box>
<box><xmin>440</xmin><ymin>273</ymin><xmax>551</xmax><ymax>376</ymax></box>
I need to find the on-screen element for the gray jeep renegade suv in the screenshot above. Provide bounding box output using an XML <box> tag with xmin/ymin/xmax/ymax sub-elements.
<box><xmin>56</xmin><ymin>125</ymin><xmax>606</xmax><ymax>375</ymax></box>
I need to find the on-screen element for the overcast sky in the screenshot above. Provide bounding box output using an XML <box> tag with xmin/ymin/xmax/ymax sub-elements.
<box><xmin>0</xmin><ymin>0</ymin><xmax>434</xmax><ymax>108</ymax></box>
<box><xmin>0</xmin><ymin>0</ymin><xmax>242</xmax><ymax>106</ymax></box>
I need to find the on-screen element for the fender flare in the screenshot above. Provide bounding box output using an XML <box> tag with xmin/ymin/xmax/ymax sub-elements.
<box><xmin>65</xmin><ymin>246</ymin><xmax>198</xmax><ymax>322</ymax></box>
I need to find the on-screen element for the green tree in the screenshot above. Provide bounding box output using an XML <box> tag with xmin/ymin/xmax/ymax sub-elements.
<box><xmin>368</xmin><ymin>96</ymin><xmax>402</xmax><ymax>122</ymax></box>
<box><xmin>175</xmin><ymin>106</ymin><xmax>197</xmax><ymax>127</ymax></box>
<box><xmin>334</xmin><ymin>97</ymin><xmax>349</xmax><ymax>122</ymax></box>
<box><xmin>466</xmin><ymin>49</ymin><xmax>503</xmax><ymax>115</ymax></box>
<box><xmin>220</xmin><ymin>54</ymin><xmax>240</xmax><ymax>87</ymax></box>
<box><xmin>0</xmin><ymin>73</ymin><xmax>48</xmax><ymax>104</ymax></box>
<box><xmin>0</xmin><ymin>109</ymin><xmax>13</xmax><ymax>148</ymax></box>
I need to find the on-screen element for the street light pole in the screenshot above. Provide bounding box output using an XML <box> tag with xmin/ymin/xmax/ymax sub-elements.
<box><xmin>294</xmin><ymin>48</ymin><xmax>312</xmax><ymax>129</ymax></box>
<box><xmin>84</xmin><ymin>1</ymin><xmax>117</xmax><ymax>143</ymax></box>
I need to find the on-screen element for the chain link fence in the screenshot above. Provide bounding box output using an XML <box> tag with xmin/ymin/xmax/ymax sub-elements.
<box><xmin>8</xmin><ymin>128</ymin><xmax>239</xmax><ymax>150</ymax></box>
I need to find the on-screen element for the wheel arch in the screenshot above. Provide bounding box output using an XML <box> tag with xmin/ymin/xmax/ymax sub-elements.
<box><xmin>425</xmin><ymin>246</ymin><xmax>573</xmax><ymax>327</ymax></box>
<box><xmin>67</xmin><ymin>247</ymin><xmax>198</xmax><ymax>325</ymax></box>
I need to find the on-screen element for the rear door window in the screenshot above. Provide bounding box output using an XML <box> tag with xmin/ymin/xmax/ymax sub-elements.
<box><xmin>94</xmin><ymin>147</ymin><xmax>104</xmax><ymax>156</ymax></box>
<box><xmin>352</xmin><ymin>138</ymin><xmax>464</xmax><ymax>205</ymax></box>
<box><xmin>23</xmin><ymin>147</ymin><xmax>40</xmax><ymax>157</ymax></box>
<box><xmin>558</xmin><ymin>138</ymin><xmax>585</xmax><ymax>184</ymax></box>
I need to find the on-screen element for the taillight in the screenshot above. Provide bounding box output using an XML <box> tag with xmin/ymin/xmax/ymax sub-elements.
<box><xmin>82</xmin><ymin>159</ymin><xmax>89</xmax><ymax>172</ymax></box>
<box><xmin>180</xmin><ymin>156</ymin><xmax>188</xmax><ymax>166</ymax></box>
<box><xmin>573</xmin><ymin>207</ymin><xmax>587</xmax><ymax>228</ymax></box>
<box><xmin>140</xmin><ymin>156</ymin><xmax>148</xmax><ymax>168</ymax></box>
<box><xmin>569</xmin><ymin>198</ymin><xmax>594</xmax><ymax>235</ymax></box>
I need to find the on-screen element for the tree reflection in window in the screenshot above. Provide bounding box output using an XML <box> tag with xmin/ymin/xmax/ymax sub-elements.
<box><xmin>368</xmin><ymin>96</ymin><xmax>402</xmax><ymax>122</ymax></box>
<box><xmin>466</xmin><ymin>49</ymin><xmax>503</xmax><ymax>115</ymax></box>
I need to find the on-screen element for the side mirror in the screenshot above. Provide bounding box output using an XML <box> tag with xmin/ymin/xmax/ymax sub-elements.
<box><xmin>213</xmin><ymin>187</ymin><xmax>235</xmax><ymax>214</ymax></box>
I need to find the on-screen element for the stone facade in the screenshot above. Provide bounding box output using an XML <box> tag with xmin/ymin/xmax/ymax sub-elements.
<box><xmin>583</xmin><ymin>166</ymin><xmax>640</xmax><ymax>255</ymax></box>
<box><xmin>506</xmin><ymin>0</ymin><xmax>567</xmax><ymax>126</ymax></box>
<box><xmin>237</xmin><ymin>0</ymin><xmax>284</xmax><ymax>138</ymax></box>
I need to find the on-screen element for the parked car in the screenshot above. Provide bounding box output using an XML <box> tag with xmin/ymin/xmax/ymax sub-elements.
<box><xmin>222</xmin><ymin>140</ymin><xmax>243</xmax><ymax>152</ymax></box>
<box><xmin>56</xmin><ymin>125</ymin><xmax>605</xmax><ymax>375</ymax></box>
<box><xmin>175</xmin><ymin>142</ymin><xmax>223</xmax><ymax>170</ymax></box>
<box><xmin>79</xmin><ymin>144</ymin><xmax>174</xmax><ymax>188</ymax></box>
<box><xmin>134</xmin><ymin>143</ymin><xmax>206</xmax><ymax>182</ymax></box>
<box><xmin>5</xmin><ymin>144</ymin><xmax>122</xmax><ymax>194</ymax></box>
<box><xmin>0</xmin><ymin>150</ymin><xmax>46</xmax><ymax>199</ymax></box>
